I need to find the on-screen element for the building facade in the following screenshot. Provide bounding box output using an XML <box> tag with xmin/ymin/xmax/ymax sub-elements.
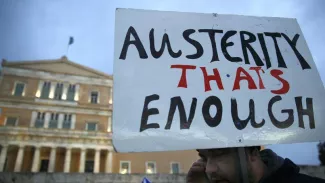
<box><xmin>0</xmin><ymin>56</ymin><xmax>198</xmax><ymax>174</ymax></box>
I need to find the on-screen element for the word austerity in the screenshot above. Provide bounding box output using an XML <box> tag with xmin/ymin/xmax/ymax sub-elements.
<box><xmin>119</xmin><ymin>26</ymin><xmax>311</xmax><ymax>70</ymax></box>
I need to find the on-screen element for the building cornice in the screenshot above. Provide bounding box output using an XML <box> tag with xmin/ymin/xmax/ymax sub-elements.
<box><xmin>0</xmin><ymin>126</ymin><xmax>113</xmax><ymax>150</ymax></box>
<box><xmin>0</xmin><ymin>101</ymin><xmax>111</xmax><ymax>116</ymax></box>
<box><xmin>2</xmin><ymin>56</ymin><xmax>113</xmax><ymax>79</ymax></box>
<box><xmin>0</xmin><ymin>126</ymin><xmax>111</xmax><ymax>139</ymax></box>
<box><xmin>0</xmin><ymin>97</ymin><xmax>112</xmax><ymax>111</ymax></box>
<box><xmin>2</xmin><ymin>67</ymin><xmax>113</xmax><ymax>87</ymax></box>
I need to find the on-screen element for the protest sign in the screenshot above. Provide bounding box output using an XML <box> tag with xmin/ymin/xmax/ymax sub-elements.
<box><xmin>113</xmin><ymin>8</ymin><xmax>325</xmax><ymax>153</ymax></box>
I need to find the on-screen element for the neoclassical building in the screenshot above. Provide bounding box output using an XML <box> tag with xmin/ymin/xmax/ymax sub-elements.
<box><xmin>0</xmin><ymin>56</ymin><xmax>198</xmax><ymax>174</ymax></box>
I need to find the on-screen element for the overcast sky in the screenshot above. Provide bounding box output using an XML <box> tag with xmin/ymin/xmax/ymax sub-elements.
<box><xmin>0</xmin><ymin>0</ymin><xmax>324</xmax><ymax>165</ymax></box>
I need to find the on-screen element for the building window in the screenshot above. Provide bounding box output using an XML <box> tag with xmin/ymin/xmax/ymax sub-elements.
<box><xmin>67</xmin><ymin>84</ymin><xmax>76</xmax><ymax>101</ymax></box>
<box><xmin>170</xmin><ymin>162</ymin><xmax>180</xmax><ymax>174</ymax></box>
<box><xmin>86</xmin><ymin>122</ymin><xmax>97</xmax><ymax>131</ymax></box>
<box><xmin>119</xmin><ymin>161</ymin><xmax>131</xmax><ymax>174</ymax></box>
<box><xmin>13</xmin><ymin>82</ymin><xmax>25</xmax><ymax>96</ymax></box>
<box><xmin>35</xmin><ymin>112</ymin><xmax>45</xmax><ymax>128</ymax></box>
<box><xmin>90</xmin><ymin>91</ymin><xmax>99</xmax><ymax>104</ymax></box>
<box><xmin>40</xmin><ymin>82</ymin><xmax>51</xmax><ymax>99</ymax></box>
<box><xmin>145</xmin><ymin>161</ymin><xmax>156</xmax><ymax>174</ymax></box>
<box><xmin>62</xmin><ymin>114</ymin><xmax>72</xmax><ymax>129</ymax></box>
<box><xmin>85</xmin><ymin>160</ymin><xmax>94</xmax><ymax>173</ymax></box>
<box><xmin>49</xmin><ymin>113</ymin><xmax>59</xmax><ymax>128</ymax></box>
<box><xmin>54</xmin><ymin>83</ymin><xmax>63</xmax><ymax>100</ymax></box>
<box><xmin>39</xmin><ymin>159</ymin><xmax>49</xmax><ymax>172</ymax></box>
<box><xmin>5</xmin><ymin>117</ymin><xmax>18</xmax><ymax>126</ymax></box>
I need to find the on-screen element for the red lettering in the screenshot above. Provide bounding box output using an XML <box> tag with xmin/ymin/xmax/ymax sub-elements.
<box><xmin>200</xmin><ymin>67</ymin><xmax>224</xmax><ymax>92</ymax></box>
<box><xmin>249</xmin><ymin>67</ymin><xmax>265</xmax><ymax>89</ymax></box>
<box><xmin>270</xmin><ymin>69</ymin><xmax>290</xmax><ymax>94</ymax></box>
<box><xmin>171</xmin><ymin>65</ymin><xmax>196</xmax><ymax>88</ymax></box>
<box><xmin>233</xmin><ymin>67</ymin><xmax>258</xmax><ymax>91</ymax></box>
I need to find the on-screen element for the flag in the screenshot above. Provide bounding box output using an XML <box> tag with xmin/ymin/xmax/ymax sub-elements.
<box><xmin>142</xmin><ymin>177</ymin><xmax>151</xmax><ymax>183</ymax></box>
<box><xmin>68</xmin><ymin>36</ymin><xmax>74</xmax><ymax>45</ymax></box>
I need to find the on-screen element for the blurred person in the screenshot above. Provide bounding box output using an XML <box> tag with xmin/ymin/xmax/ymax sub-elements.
<box><xmin>187</xmin><ymin>146</ymin><xmax>325</xmax><ymax>183</ymax></box>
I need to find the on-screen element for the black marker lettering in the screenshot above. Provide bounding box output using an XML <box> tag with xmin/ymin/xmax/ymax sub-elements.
<box><xmin>295</xmin><ymin>97</ymin><xmax>315</xmax><ymax>129</ymax></box>
<box><xmin>199</xmin><ymin>29</ymin><xmax>223</xmax><ymax>63</ymax></box>
<box><xmin>264</xmin><ymin>32</ymin><xmax>286</xmax><ymax>68</ymax></box>
<box><xmin>231</xmin><ymin>98</ymin><xmax>265</xmax><ymax>130</ymax></box>
<box><xmin>258</xmin><ymin>33</ymin><xmax>271</xmax><ymax>69</ymax></box>
<box><xmin>221</xmin><ymin>30</ymin><xmax>242</xmax><ymax>62</ymax></box>
<box><xmin>281</xmin><ymin>33</ymin><xmax>311</xmax><ymax>69</ymax></box>
<box><xmin>140</xmin><ymin>94</ymin><xmax>160</xmax><ymax>132</ymax></box>
<box><xmin>240</xmin><ymin>31</ymin><xmax>264</xmax><ymax>66</ymax></box>
<box><xmin>183</xmin><ymin>29</ymin><xmax>204</xmax><ymax>59</ymax></box>
<box><xmin>202</xmin><ymin>96</ymin><xmax>223</xmax><ymax>127</ymax></box>
<box><xmin>165</xmin><ymin>97</ymin><xmax>197</xmax><ymax>130</ymax></box>
<box><xmin>268</xmin><ymin>95</ymin><xmax>294</xmax><ymax>129</ymax></box>
<box><xmin>149</xmin><ymin>28</ymin><xmax>182</xmax><ymax>59</ymax></box>
<box><xmin>119</xmin><ymin>26</ymin><xmax>148</xmax><ymax>60</ymax></box>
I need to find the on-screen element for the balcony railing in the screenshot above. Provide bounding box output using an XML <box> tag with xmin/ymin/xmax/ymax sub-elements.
<box><xmin>49</xmin><ymin>120</ymin><xmax>58</xmax><ymax>128</ymax></box>
<box><xmin>35</xmin><ymin>120</ymin><xmax>44</xmax><ymax>128</ymax></box>
<box><xmin>0</xmin><ymin>126</ymin><xmax>112</xmax><ymax>139</ymax></box>
<box><xmin>35</xmin><ymin>98</ymin><xmax>78</xmax><ymax>106</ymax></box>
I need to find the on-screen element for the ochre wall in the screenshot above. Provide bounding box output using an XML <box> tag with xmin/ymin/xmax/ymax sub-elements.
<box><xmin>75</xmin><ymin>114</ymin><xmax>108</xmax><ymax>132</ymax></box>
<box><xmin>21</xmin><ymin>146</ymin><xmax>33</xmax><ymax>172</ymax></box>
<box><xmin>0</xmin><ymin>107</ymin><xmax>109</xmax><ymax>132</ymax></box>
<box><xmin>78</xmin><ymin>84</ymin><xmax>111</xmax><ymax>106</ymax></box>
<box><xmin>70</xmin><ymin>150</ymin><xmax>81</xmax><ymax>173</ymax></box>
<box><xmin>5</xmin><ymin>146</ymin><xmax>18</xmax><ymax>172</ymax></box>
<box><xmin>113</xmin><ymin>150</ymin><xmax>199</xmax><ymax>174</ymax></box>
<box><xmin>0</xmin><ymin>75</ymin><xmax>39</xmax><ymax>99</ymax></box>
<box><xmin>0</xmin><ymin>107</ymin><xmax>33</xmax><ymax>127</ymax></box>
<box><xmin>0</xmin><ymin>72</ymin><xmax>201</xmax><ymax>175</ymax></box>
<box><xmin>55</xmin><ymin>148</ymin><xmax>65</xmax><ymax>172</ymax></box>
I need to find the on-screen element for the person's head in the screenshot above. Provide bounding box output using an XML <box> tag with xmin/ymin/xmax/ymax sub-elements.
<box><xmin>197</xmin><ymin>146</ymin><xmax>265</xmax><ymax>183</ymax></box>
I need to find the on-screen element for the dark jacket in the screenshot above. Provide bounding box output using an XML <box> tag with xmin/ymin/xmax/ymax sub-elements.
<box><xmin>260</xmin><ymin>149</ymin><xmax>325</xmax><ymax>183</ymax></box>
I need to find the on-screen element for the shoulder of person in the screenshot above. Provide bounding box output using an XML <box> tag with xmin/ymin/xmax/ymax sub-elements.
<box><xmin>289</xmin><ymin>173</ymin><xmax>325</xmax><ymax>183</ymax></box>
<box><xmin>263</xmin><ymin>158</ymin><xmax>325</xmax><ymax>183</ymax></box>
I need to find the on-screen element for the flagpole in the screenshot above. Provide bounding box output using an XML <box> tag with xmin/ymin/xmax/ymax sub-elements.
<box><xmin>66</xmin><ymin>44</ymin><xmax>70</xmax><ymax>56</ymax></box>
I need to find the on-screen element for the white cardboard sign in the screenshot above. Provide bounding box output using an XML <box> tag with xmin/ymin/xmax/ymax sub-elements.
<box><xmin>113</xmin><ymin>8</ymin><xmax>325</xmax><ymax>153</ymax></box>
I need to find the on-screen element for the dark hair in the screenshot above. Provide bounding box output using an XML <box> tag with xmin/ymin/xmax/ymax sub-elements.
<box><xmin>246</xmin><ymin>146</ymin><xmax>261</xmax><ymax>154</ymax></box>
<box><xmin>196</xmin><ymin>146</ymin><xmax>261</xmax><ymax>153</ymax></box>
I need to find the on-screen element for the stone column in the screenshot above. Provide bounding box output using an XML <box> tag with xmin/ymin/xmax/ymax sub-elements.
<box><xmin>105</xmin><ymin>150</ymin><xmax>113</xmax><ymax>173</ymax></box>
<box><xmin>74</xmin><ymin>84</ymin><xmax>80</xmax><ymax>101</ymax></box>
<box><xmin>31</xmin><ymin>146</ymin><xmax>41</xmax><ymax>172</ymax></box>
<box><xmin>36</xmin><ymin>81</ymin><xmax>44</xmax><ymax>98</ymax></box>
<box><xmin>94</xmin><ymin>149</ymin><xmax>101</xmax><ymax>173</ymax></box>
<box><xmin>48</xmin><ymin>147</ymin><xmax>57</xmax><ymax>172</ymax></box>
<box><xmin>71</xmin><ymin>114</ymin><xmax>76</xmax><ymax>130</ymax></box>
<box><xmin>14</xmin><ymin>145</ymin><xmax>25</xmax><ymax>172</ymax></box>
<box><xmin>44</xmin><ymin>112</ymin><xmax>51</xmax><ymax>128</ymax></box>
<box><xmin>79</xmin><ymin>148</ymin><xmax>86</xmax><ymax>173</ymax></box>
<box><xmin>62</xmin><ymin>83</ymin><xmax>69</xmax><ymax>100</ymax></box>
<box><xmin>109</xmin><ymin>86</ymin><xmax>113</xmax><ymax>104</ymax></box>
<box><xmin>107</xmin><ymin>115</ymin><xmax>112</xmax><ymax>132</ymax></box>
<box><xmin>30</xmin><ymin>111</ymin><xmax>38</xmax><ymax>127</ymax></box>
<box><xmin>58</xmin><ymin>113</ymin><xmax>64</xmax><ymax>129</ymax></box>
<box><xmin>49</xmin><ymin>82</ymin><xmax>57</xmax><ymax>99</ymax></box>
<box><xmin>0</xmin><ymin>145</ymin><xmax>8</xmax><ymax>172</ymax></box>
<box><xmin>63</xmin><ymin>147</ymin><xmax>71</xmax><ymax>173</ymax></box>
